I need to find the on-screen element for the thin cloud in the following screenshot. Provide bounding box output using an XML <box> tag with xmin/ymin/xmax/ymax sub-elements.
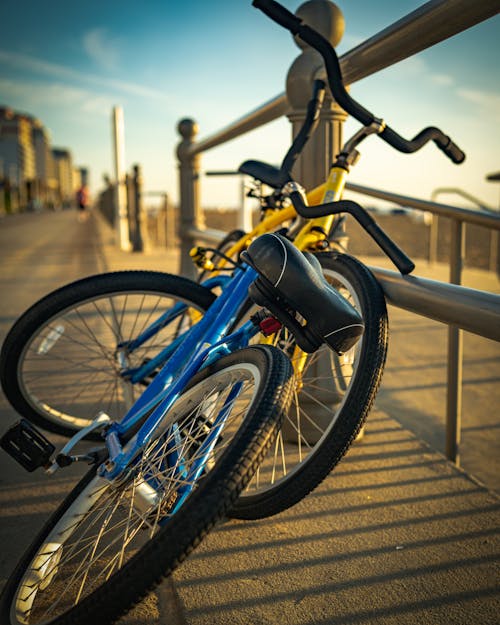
<box><xmin>0</xmin><ymin>49</ymin><xmax>169</xmax><ymax>102</ymax></box>
<box><xmin>456</xmin><ymin>88</ymin><xmax>500</xmax><ymax>120</ymax></box>
<box><xmin>430</xmin><ymin>73</ymin><xmax>454</xmax><ymax>86</ymax></box>
<box><xmin>83</xmin><ymin>27</ymin><xmax>120</xmax><ymax>71</ymax></box>
<box><xmin>0</xmin><ymin>77</ymin><xmax>115</xmax><ymax>117</ymax></box>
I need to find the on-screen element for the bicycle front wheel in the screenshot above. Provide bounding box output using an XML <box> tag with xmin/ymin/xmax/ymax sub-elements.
<box><xmin>232</xmin><ymin>252</ymin><xmax>388</xmax><ymax>519</ymax></box>
<box><xmin>0</xmin><ymin>346</ymin><xmax>293</xmax><ymax>625</ymax></box>
<box><xmin>0</xmin><ymin>271</ymin><xmax>215</xmax><ymax>438</ymax></box>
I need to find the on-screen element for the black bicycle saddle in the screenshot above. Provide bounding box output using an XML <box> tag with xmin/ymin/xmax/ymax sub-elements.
<box><xmin>243</xmin><ymin>233</ymin><xmax>364</xmax><ymax>354</ymax></box>
<box><xmin>238</xmin><ymin>160</ymin><xmax>290</xmax><ymax>189</ymax></box>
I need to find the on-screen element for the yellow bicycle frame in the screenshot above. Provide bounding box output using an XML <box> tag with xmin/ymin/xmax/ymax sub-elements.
<box><xmin>192</xmin><ymin>164</ymin><xmax>350</xmax><ymax>378</ymax></box>
<box><xmin>217</xmin><ymin>165</ymin><xmax>347</xmax><ymax>263</ymax></box>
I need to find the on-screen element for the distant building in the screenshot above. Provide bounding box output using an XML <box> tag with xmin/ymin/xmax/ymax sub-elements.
<box><xmin>72</xmin><ymin>166</ymin><xmax>89</xmax><ymax>189</ymax></box>
<box><xmin>0</xmin><ymin>106</ymin><xmax>36</xmax><ymax>210</ymax></box>
<box><xmin>79</xmin><ymin>167</ymin><xmax>89</xmax><ymax>187</ymax></box>
<box><xmin>72</xmin><ymin>167</ymin><xmax>82</xmax><ymax>193</ymax></box>
<box><xmin>52</xmin><ymin>148</ymin><xmax>74</xmax><ymax>207</ymax></box>
<box><xmin>0</xmin><ymin>105</ymin><xmax>89</xmax><ymax>213</ymax></box>
<box><xmin>32</xmin><ymin>119</ymin><xmax>57</xmax><ymax>209</ymax></box>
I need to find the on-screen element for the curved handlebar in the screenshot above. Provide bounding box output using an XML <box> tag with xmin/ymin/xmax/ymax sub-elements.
<box><xmin>289</xmin><ymin>190</ymin><xmax>415</xmax><ymax>275</ymax></box>
<box><xmin>253</xmin><ymin>0</ymin><xmax>465</xmax><ymax>164</ymax></box>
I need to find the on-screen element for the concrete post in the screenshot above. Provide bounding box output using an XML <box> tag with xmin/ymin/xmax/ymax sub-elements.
<box><xmin>125</xmin><ymin>172</ymin><xmax>132</xmax><ymax>238</ymax></box>
<box><xmin>177</xmin><ymin>118</ymin><xmax>204</xmax><ymax>279</ymax></box>
<box><xmin>131</xmin><ymin>164</ymin><xmax>145</xmax><ymax>252</ymax></box>
<box><xmin>286</xmin><ymin>0</ymin><xmax>347</xmax><ymax>190</ymax></box>
<box><xmin>112</xmin><ymin>106</ymin><xmax>132</xmax><ymax>251</ymax></box>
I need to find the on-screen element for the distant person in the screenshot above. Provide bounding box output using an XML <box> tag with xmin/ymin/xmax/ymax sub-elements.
<box><xmin>76</xmin><ymin>185</ymin><xmax>89</xmax><ymax>222</ymax></box>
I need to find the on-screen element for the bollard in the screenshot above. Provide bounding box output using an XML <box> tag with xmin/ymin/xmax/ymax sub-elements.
<box><xmin>176</xmin><ymin>119</ymin><xmax>204</xmax><ymax>280</ymax></box>
<box><xmin>131</xmin><ymin>164</ymin><xmax>145</xmax><ymax>252</ymax></box>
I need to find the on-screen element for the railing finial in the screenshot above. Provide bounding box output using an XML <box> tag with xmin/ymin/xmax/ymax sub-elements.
<box><xmin>286</xmin><ymin>0</ymin><xmax>347</xmax><ymax>189</ymax></box>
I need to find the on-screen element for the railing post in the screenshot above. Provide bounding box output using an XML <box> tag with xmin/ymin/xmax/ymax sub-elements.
<box><xmin>131</xmin><ymin>164</ymin><xmax>145</xmax><ymax>252</ymax></box>
<box><xmin>428</xmin><ymin>215</ymin><xmax>439</xmax><ymax>264</ymax></box>
<box><xmin>112</xmin><ymin>106</ymin><xmax>132</xmax><ymax>251</ymax></box>
<box><xmin>446</xmin><ymin>218</ymin><xmax>465</xmax><ymax>464</ymax></box>
<box><xmin>490</xmin><ymin>229</ymin><xmax>499</xmax><ymax>274</ymax></box>
<box><xmin>177</xmin><ymin>118</ymin><xmax>203</xmax><ymax>279</ymax></box>
<box><xmin>286</xmin><ymin>0</ymin><xmax>347</xmax><ymax>190</ymax></box>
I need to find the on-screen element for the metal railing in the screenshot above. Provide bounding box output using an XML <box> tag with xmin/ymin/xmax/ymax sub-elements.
<box><xmin>176</xmin><ymin>0</ymin><xmax>500</xmax><ymax>465</ymax></box>
<box><xmin>344</xmin><ymin>182</ymin><xmax>500</xmax><ymax>463</ymax></box>
<box><xmin>346</xmin><ymin>181</ymin><xmax>500</xmax><ymax>276</ymax></box>
<box><xmin>182</xmin><ymin>0</ymin><xmax>500</xmax><ymax>162</ymax></box>
<box><xmin>429</xmin><ymin>188</ymin><xmax>498</xmax><ymax>271</ymax></box>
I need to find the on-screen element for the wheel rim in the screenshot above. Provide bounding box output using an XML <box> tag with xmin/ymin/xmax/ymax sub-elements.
<box><xmin>11</xmin><ymin>362</ymin><xmax>260</xmax><ymax>624</ymax></box>
<box><xmin>242</xmin><ymin>266</ymin><xmax>363</xmax><ymax>497</ymax></box>
<box><xmin>17</xmin><ymin>291</ymin><xmax>205</xmax><ymax>430</ymax></box>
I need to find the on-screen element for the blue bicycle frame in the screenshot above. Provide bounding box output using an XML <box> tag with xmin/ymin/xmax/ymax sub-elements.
<box><xmin>83</xmin><ymin>263</ymin><xmax>261</xmax><ymax>487</ymax></box>
<box><xmin>117</xmin><ymin>274</ymin><xmax>233</xmax><ymax>384</ymax></box>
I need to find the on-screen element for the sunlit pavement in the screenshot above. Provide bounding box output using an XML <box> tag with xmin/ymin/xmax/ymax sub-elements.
<box><xmin>0</xmin><ymin>209</ymin><xmax>498</xmax><ymax>624</ymax></box>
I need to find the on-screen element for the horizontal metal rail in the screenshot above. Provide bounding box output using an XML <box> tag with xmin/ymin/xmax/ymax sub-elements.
<box><xmin>345</xmin><ymin>182</ymin><xmax>500</xmax><ymax>230</ymax></box>
<box><xmin>192</xmin><ymin>95</ymin><xmax>288</xmax><ymax>156</ymax></box>
<box><xmin>187</xmin><ymin>226</ymin><xmax>226</xmax><ymax>245</ymax></box>
<box><xmin>344</xmin><ymin>180</ymin><xmax>499</xmax><ymax>464</ymax></box>
<box><xmin>370</xmin><ymin>267</ymin><xmax>500</xmax><ymax>342</ymax></box>
<box><xmin>187</xmin><ymin>0</ymin><xmax>500</xmax><ymax>158</ymax></box>
<box><xmin>339</xmin><ymin>0</ymin><xmax>500</xmax><ymax>86</ymax></box>
<box><xmin>431</xmin><ymin>187</ymin><xmax>494</xmax><ymax>213</ymax></box>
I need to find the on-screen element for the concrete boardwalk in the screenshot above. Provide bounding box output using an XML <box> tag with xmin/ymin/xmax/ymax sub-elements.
<box><xmin>0</xmin><ymin>209</ymin><xmax>499</xmax><ymax>624</ymax></box>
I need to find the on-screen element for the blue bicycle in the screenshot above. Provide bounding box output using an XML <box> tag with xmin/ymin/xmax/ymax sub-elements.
<box><xmin>0</xmin><ymin>193</ymin><xmax>374</xmax><ymax>625</ymax></box>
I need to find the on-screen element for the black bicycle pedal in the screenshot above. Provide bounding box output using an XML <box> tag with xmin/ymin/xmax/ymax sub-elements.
<box><xmin>0</xmin><ymin>419</ymin><xmax>55</xmax><ymax>472</ymax></box>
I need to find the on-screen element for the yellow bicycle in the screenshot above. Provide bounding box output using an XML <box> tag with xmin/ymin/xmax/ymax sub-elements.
<box><xmin>191</xmin><ymin>0</ymin><xmax>464</xmax><ymax>519</ymax></box>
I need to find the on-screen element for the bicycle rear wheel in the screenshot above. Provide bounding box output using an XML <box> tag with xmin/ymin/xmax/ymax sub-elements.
<box><xmin>0</xmin><ymin>346</ymin><xmax>293</xmax><ymax>625</ymax></box>
<box><xmin>231</xmin><ymin>252</ymin><xmax>388</xmax><ymax>519</ymax></box>
<box><xmin>0</xmin><ymin>271</ymin><xmax>215</xmax><ymax>438</ymax></box>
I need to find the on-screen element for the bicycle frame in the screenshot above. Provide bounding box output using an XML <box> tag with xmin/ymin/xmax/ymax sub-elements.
<box><xmin>211</xmin><ymin>173</ymin><xmax>345</xmax><ymax>269</ymax></box>
<box><xmin>119</xmin><ymin>274</ymin><xmax>234</xmax><ymax>383</ymax></box>
<box><xmin>53</xmin><ymin>264</ymin><xmax>261</xmax><ymax>491</ymax></box>
<box><xmin>94</xmin><ymin>165</ymin><xmax>345</xmax><ymax>485</ymax></box>
<box><xmin>115</xmin><ymin>168</ymin><xmax>346</xmax><ymax>386</ymax></box>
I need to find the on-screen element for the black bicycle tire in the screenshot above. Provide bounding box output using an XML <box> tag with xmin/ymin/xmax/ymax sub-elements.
<box><xmin>230</xmin><ymin>252</ymin><xmax>388</xmax><ymax>519</ymax></box>
<box><xmin>0</xmin><ymin>346</ymin><xmax>293</xmax><ymax>625</ymax></box>
<box><xmin>0</xmin><ymin>271</ymin><xmax>216</xmax><ymax>438</ymax></box>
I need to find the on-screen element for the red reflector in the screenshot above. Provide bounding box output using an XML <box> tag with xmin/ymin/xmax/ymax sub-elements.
<box><xmin>259</xmin><ymin>317</ymin><xmax>282</xmax><ymax>336</ymax></box>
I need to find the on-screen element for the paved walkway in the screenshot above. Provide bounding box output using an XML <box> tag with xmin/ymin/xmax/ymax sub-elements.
<box><xmin>0</xmin><ymin>209</ymin><xmax>498</xmax><ymax>624</ymax></box>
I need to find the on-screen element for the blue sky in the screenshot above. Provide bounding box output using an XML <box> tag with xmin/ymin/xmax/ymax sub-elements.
<box><xmin>1</xmin><ymin>0</ymin><xmax>499</xmax><ymax>209</ymax></box>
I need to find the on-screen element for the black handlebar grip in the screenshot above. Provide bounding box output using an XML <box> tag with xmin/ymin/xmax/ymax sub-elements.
<box><xmin>341</xmin><ymin>202</ymin><xmax>415</xmax><ymax>275</ymax></box>
<box><xmin>290</xmin><ymin>194</ymin><xmax>415</xmax><ymax>275</ymax></box>
<box><xmin>252</xmin><ymin>0</ymin><xmax>302</xmax><ymax>34</ymax></box>
<box><xmin>436</xmin><ymin>136</ymin><xmax>466</xmax><ymax>164</ymax></box>
<box><xmin>363</xmin><ymin>221</ymin><xmax>415</xmax><ymax>275</ymax></box>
